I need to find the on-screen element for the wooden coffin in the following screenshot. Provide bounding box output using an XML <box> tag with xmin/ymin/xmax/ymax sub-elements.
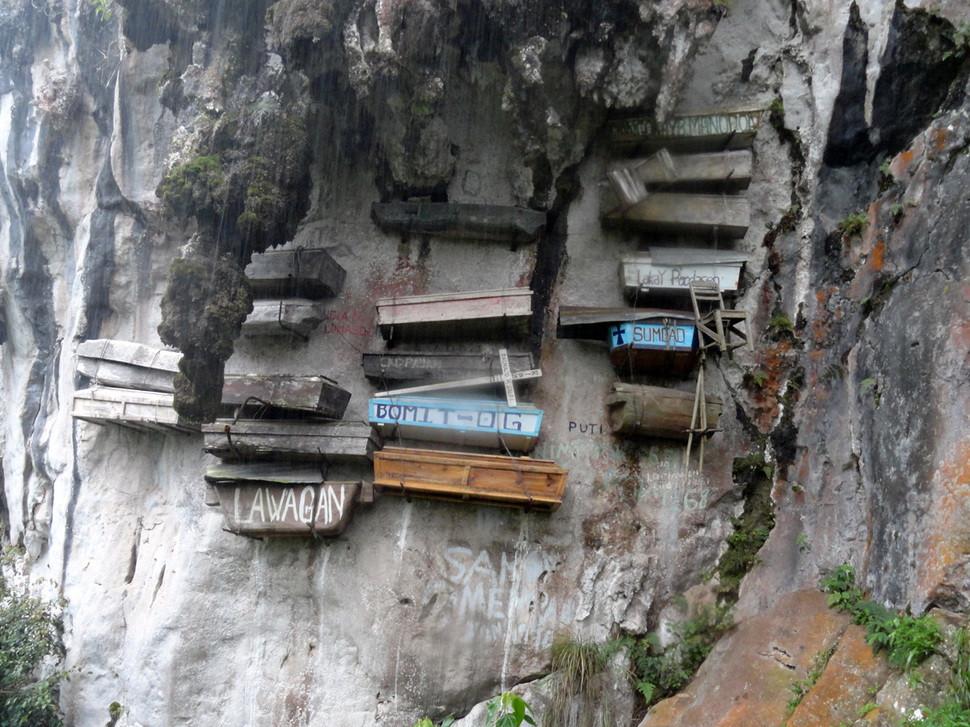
<box><xmin>620</xmin><ymin>248</ymin><xmax>748</xmax><ymax>298</ymax></box>
<box><xmin>369</xmin><ymin>397</ymin><xmax>541</xmax><ymax>452</ymax></box>
<box><xmin>76</xmin><ymin>339</ymin><xmax>180</xmax><ymax>392</ymax></box>
<box><xmin>606</xmin><ymin>150</ymin><xmax>752</xmax><ymax>193</ymax></box>
<box><xmin>222</xmin><ymin>375</ymin><xmax>351</xmax><ymax>418</ymax></box>
<box><xmin>557</xmin><ymin>306</ymin><xmax>695</xmax><ymax>341</ymax></box>
<box><xmin>377</xmin><ymin>288</ymin><xmax>533</xmax><ymax>342</ymax></box>
<box><xmin>604</xmin><ymin>383</ymin><xmax>722</xmax><ymax>441</ymax></box>
<box><xmin>245</xmin><ymin>248</ymin><xmax>346</xmax><ymax>300</ymax></box>
<box><xmin>605</xmin><ymin>108</ymin><xmax>764</xmax><ymax>152</ymax></box>
<box><xmin>372</xmin><ymin>202</ymin><xmax>546</xmax><ymax>243</ymax></box>
<box><xmin>373</xmin><ymin>447</ymin><xmax>568</xmax><ymax>511</ymax></box>
<box><xmin>602</xmin><ymin>192</ymin><xmax>750</xmax><ymax>238</ymax></box>
<box><xmin>203</xmin><ymin>420</ymin><xmax>381</xmax><ymax>462</ymax></box>
<box><xmin>72</xmin><ymin>386</ymin><xmax>199</xmax><ymax>433</ymax></box>
<box><xmin>205</xmin><ymin>463</ymin><xmax>358</xmax><ymax>537</ymax></box>
<box><xmin>609</xmin><ymin>321</ymin><xmax>700</xmax><ymax>377</ymax></box>
<box><xmin>240</xmin><ymin>299</ymin><xmax>324</xmax><ymax>338</ymax></box>
<box><xmin>362</xmin><ymin>351</ymin><xmax>534</xmax><ymax>383</ymax></box>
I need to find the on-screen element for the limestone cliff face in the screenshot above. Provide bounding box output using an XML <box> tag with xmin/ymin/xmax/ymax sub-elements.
<box><xmin>0</xmin><ymin>0</ymin><xmax>968</xmax><ymax>724</ymax></box>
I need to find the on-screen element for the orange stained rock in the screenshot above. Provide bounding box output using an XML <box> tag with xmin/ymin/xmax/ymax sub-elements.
<box><xmin>919</xmin><ymin>440</ymin><xmax>970</xmax><ymax>599</ymax></box>
<box><xmin>787</xmin><ymin>624</ymin><xmax>890</xmax><ymax>727</ymax></box>
<box><xmin>638</xmin><ymin>590</ymin><xmax>850</xmax><ymax>727</ymax></box>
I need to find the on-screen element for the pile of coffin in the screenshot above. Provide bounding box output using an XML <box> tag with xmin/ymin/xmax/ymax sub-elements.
<box><xmin>240</xmin><ymin>246</ymin><xmax>346</xmax><ymax>339</ymax></box>
<box><xmin>202</xmin><ymin>374</ymin><xmax>380</xmax><ymax>538</ymax></box>
<box><xmin>364</xmin><ymin>286</ymin><xmax>567</xmax><ymax>511</ymax></box>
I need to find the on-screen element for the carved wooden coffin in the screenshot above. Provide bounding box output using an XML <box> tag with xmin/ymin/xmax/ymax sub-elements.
<box><xmin>362</xmin><ymin>351</ymin><xmax>534</xmax><ymax>383</ymax></box>
<box><xmin>203</xmin><ymin>420</ymin><xmax>381</xmax><ymax>462</ymax></box>
<box><xmin>76</xmin><ymin>339</ymin><xmax>180</xmax><ymax>392</ymax></box>
<box><xmin>602</xmin><ymin>192</ymin><xmax>750</xmax><ymax>238</ymax></box>
<box><xmin>605</xmin><ymin>108</ymin><xmax>764</xmax><ymax>151</ymax></box>
<box><xmin>606</xmin><ymin>150</ymin><xmax>753</xmax><ymax>193</ymax></box>
<box><xmin>222</xmin><ymin>375</ymin><xmax>351</xmax><ymax>418</ymax></box>
<box><xmin>205</xmin><ymin>463</ymin><xmax>359</xmax><ymax>537</ymax></box>
<box><xmin>369</xmin><ymin>397</ymin><xmax>542</xmax><ymax>452</ymax></box>
<box><xmin>371</xmin><ymin>202</ymin><xmax>546</xmax><ymax>242</ymax></box>
<box><xmin>620</xmin><ymin>248</ymin><xmax>748</xmax><ymax>298</ymax></box>
<box><xmin>376</xmin><ymin>288</ymin><xmax>533</xmax><ymax>342</ymax></box>
<box><xmin>608</xmin><ymin>320</ymin><xmax>700</xmax><ymax>377</ymax></box>
<box><xmin>604</xmin><ymin>383</ymin><xmax>722</xmax><ymax>441</ymax></box>
<box><xmin>373</xmin><ymin>447</ymin><xmax>568</xmax><ymax>511</ymax></box>
<box><xmin>72</xmin><ymin>386</ymin><xmax>199</xmax><ymax>434</ymax></box>
<box><xmin>245</xmin><ymin>248</ymin><xmax>346</xmax><ymax>300</ymax></box>
<box><xmin>240</xmin><ymin>299</ymin><xmax>324</xmax><ymax>338</ymax></box>
<box><xmin>557</xmin><ymin>306</ymin><xmax>695</xmax><ymax>341</ymax></box>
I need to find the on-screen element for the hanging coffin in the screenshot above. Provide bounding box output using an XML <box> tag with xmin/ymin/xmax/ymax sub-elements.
<box><xmin>604</xmin><ymin>108</ymin><xmax>764</xmax><ymax>152</ymax></box>
<box><xmin>608</xmin><ymin>320</ymin><xmax>700</xmax><ymax>377</ymax></box>
<box><xmin>605</xmin><ymin>150</ymin><xmax>753</xmax><ymax>193</ymax></box>
<box><xmin>240</xmin><ymin>299</ymin><xmax>324</xmax><ymax>338</ymax></box>
<box><xmin>604</xmin><ymin>382</ymin><xmax>722</xmax><ymax>441</ymax></box>
<box><xmin>376</xmin><ymin>288</ymin><xmax>533</xmax><ymax>342</ymax></box>
<box><xmin>76</xmin><ymin>339</ymin><xmax>180</xmax><ymax>393</ymax></box>
<box><xmin>245</xmin><ymin>248</ymin><xmax>346</xmax><ymax>300</ymax></box>
<box><xmin>602</xmin><ymin>192</ymin><xmax>750</xmax><ymax>238</ymax></box>
<box><xmin>203</xmin><ymin>420</ymin><xmax>380</xmax><ymax>462</ymax></box>
<box><xmin>369</xmin><ymin>396</ymin><xmax>541</xmax><ymax>452</ymax></box>
<box><xmin>373</xmin><ymin>446</ymin><xmax>568</xmax><ymax>511</ymax></box>
<box><xmin>205</xmin><ymin>463</ymin><xmax>359</xmax><ymax>537</ymax></box>
<box><xmin>221</xmin><ymin>375</ymin><xmax>351</xmax><ymax>418</ymax></box>
<box><xmin>620</xmin><ymin>248</ymin><xmax>748</xmax><ymax>299</ymax></box>
<box><xmin>371</xmin><ymin>202</ymin><xmax>547</xmax><ymax>243</ymax></box>
<box><xmin>361</xmin><ymin>351</ymin><xmax>534</xmax><ymax>383</ymax></box>
<box><xmin>72</xmin><ymin>386</ymin><xmax>199</xmax><ymax>434</ymax></box>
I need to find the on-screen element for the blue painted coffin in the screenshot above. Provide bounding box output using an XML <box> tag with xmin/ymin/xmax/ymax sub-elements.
<box><xmin>607</xmin><ymin>321</ymin><xmax>700</xmax><ymax>376</ymax></box>
<box><xmin>369</xmin><ymin>396</ymin><xmax>542</xmax><ymax>452</ymax></box>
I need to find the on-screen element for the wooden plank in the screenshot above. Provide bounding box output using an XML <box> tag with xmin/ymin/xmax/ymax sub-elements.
<box><xmin>602</xmin><ymin>192</ymin><xmax>750</xmax><ymax>238</ymax></box>
<box><xmin>368</xmin><ymin>397</ymin><xmax>542</xmax><ymax>452</ymax></box>
<box><xmin>371</xmin><ymin>203</ymin><xmax>546</xmax><ymax>242</ymax></box>
<box><xmin>604</xmin><ymin>383</ymin><xmax>722</xmax><ymax>441</ymax></box>
<box><xmin>72</xmin><ymin>386</ymin><xmax>199</xmax><ymax>433</ymax></box>
<box><xmin>373</xmin><ymin>447</ymin><xmax>567</xmax><ymax>511</ymax></box>
<box><xmin>605</xmin><ymin>108</ymin><xmax>764</xmax><ymax>151</ymax></box>
<box><xmin>212</xmin><ymin>481</ymin><xmax>359</xmax><ymax>537</ymax></box>
<box><xmin>607</xmin><ymin>150</ymin><xmax>752</xmax><ymax>191</ymax></box>
<box><xmin>557</xmin><ymin>306</ymin><xmax>695</xmax><ymax>341</ymax></box>
<box><xmin>245</xmin><ymin>248</ymin><xmax>346</xmax><ymax>300</ymax></box>
<box><xmin>362</xmin><ymin>352</ymin><xmax>534</xmax><ymax>382</ymax></box>
<box><xmin>202</xmin><ymin>420</ymin><xmax>380</xmax><ymax>462</ymax></box>
<box><xmin>222</xmin><ymin>375</ymin><xmax>351</xmax><ymax>418</ymax></box>
<box><xmin>608</xmin><ymin>322</ymin><xmax>700</xmax><ymax>377</ymax></box>
<box><xmin>76</xmin><ymin>358</ymin><xmax>177</xmax><ymax>393</ymax></box>
<box><xmin>377</xmin><ymin>288</ymin><xmax>533</xmax><ymax>342</ymax></box>
<box><xmin>240</xmin><ymin>299</ymin><xmax>324</xmax><ymax>338</ymax></box>
<box><xmin>620</xmin><ymin>249</ymin><xmax>748</xmax><ymax>298</ymax></box>
<box><xmin>77</xmin><ymin>339</ymin><xmax>180</xmax><ymax>370</ymax></box>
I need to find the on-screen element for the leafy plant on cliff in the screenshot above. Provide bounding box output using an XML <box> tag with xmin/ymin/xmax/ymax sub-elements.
<box><xmin>545</xmin><ymin>635</ymin><xmax>620</xmax><ymax>726</ymax></box>
<box><xmin>0</xmin><ymin>545</ymin><xmax>68</xmax><ymax>726</ymax></box>
<box><xmin>485</xmin><ymin>692</ymin><xmax>535</xmax><ymax>727</ymax></box>
<box><xmin>837</xmin><ymin>211</ymin><xmax>868</xmax><ymax>238</ymax></box>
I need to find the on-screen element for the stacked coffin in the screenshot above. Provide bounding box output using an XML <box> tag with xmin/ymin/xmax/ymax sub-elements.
<box><xmin>240</xmin><ymin>247</ymin><xmax>346</xmax><ymax>339</ymax></box>
<box><xmin>202</xmin><ymin>374</ymin><xmax>380</xmax><ymax>538</ymax></box>
<box><xmin>364</xmin><ymin>285</ymin><xmax>567</xmax><ymax>510</ymax></box>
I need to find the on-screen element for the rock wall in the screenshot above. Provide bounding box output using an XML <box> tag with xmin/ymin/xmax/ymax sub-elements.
<box><xmin>1</xmin><ymin>0</ymin><xmax>969</xmax><ymax>724</ymax></box>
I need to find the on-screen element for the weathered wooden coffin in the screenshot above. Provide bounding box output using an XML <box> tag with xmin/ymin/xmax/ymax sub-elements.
<box><xmin>377</xmin><ymin>288</ymin><xmax>533</xmax><ymax>342</ymax></box>
<box><xmin>240</xmin><ymin>299</ymin><xmax>324</xmax><ymax>338</ymax></box>
<box><xmin>371</xmin><ymin>202</ymin><xmax>546</xmax><ymax>243</ymax></box>
<box><xmin>205</xmin><ymin>463</ymin><xmax>358</xmax><ymax>537</ymax></box>
<box><xmin>222</xmin><ymin>375</ymin><xmax>351</xmax><ymax>418</ymax></box>
<box><xmin>373</xmin><ymin>447</ymin><xmax>568</xmax><ymax>511</ymax></box>
<box><xmin>72</xmin><ymin>386</ymin><xmax>199</xmax><ymax>434</ymax></box>
<box><xmin>602</xmin><ymin>192</ymin><xmax>750</xmax><ymax>238</ymax></box>
<box><xmin>76</xmin><ymin>339</ymin><xmax>180</xmax><ymax>392</ymax></box>
<box><xmin>557</xmin><ymin>306</ymin><xmax>695</xmax><ymax>341</ymax></box>
<box><xmin>606</xmin><ymin>150</ymin><xmax>753</xmax><ymax>192</ymax></box>
<box><xmin>369</xmin><ymin>397</ymin><xmax>542</xmax><ymax>451</ymax></box>
<box><xmin>605</xmin><ymin>108</ymin><xmax>764</xmax><ymax>152</ymax></box>
<box><xmin>620</xmin><ymin>248</ymin><xmax>749</xmax><ymax>298</ymax></box>
<box><xmin>245</xmin><ymin>248</ymin><xmax>346</xmax><ymax>300</ymax></box>
<box><xmin>203</xmin><ymin>420</ymin><xmax>381</xmax><ymax>462</ymax></box>
<box><xmin>604</xmin><ymin>383</ymin><xmax>722</xmax><ymax>441</ymax></box>
<box><xmin>362</xmin><ymin>351</ymin><xmax>534</xmax><ymax>383</ymax></box>
<box><xmin>609</xmin><ymin>321</ymin><xmax>700</xmax><ymax>377</ymax></box>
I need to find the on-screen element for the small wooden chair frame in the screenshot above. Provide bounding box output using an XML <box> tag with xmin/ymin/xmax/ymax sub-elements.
<box><xmin>689</xmin><ymin>279</ymin><xmax>752</xmax><ymax>355</ymax></box>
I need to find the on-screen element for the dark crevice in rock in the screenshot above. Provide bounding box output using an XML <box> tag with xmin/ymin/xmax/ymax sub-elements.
<box><xmin>823</xmin><ymin>2</ymin><xmax>873</xmax><ymax>167</ymax></box>
<box><xmin>0</xmin><ymin>462</ymin><xmax>8</xmax><ymax>543</ymax></box>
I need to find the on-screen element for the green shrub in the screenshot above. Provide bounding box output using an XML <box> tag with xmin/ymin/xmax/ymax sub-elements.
<box><xmin>837</xmin><ymin>211</ymin><xmax>868</xmax><ymax>237</ymax></box>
